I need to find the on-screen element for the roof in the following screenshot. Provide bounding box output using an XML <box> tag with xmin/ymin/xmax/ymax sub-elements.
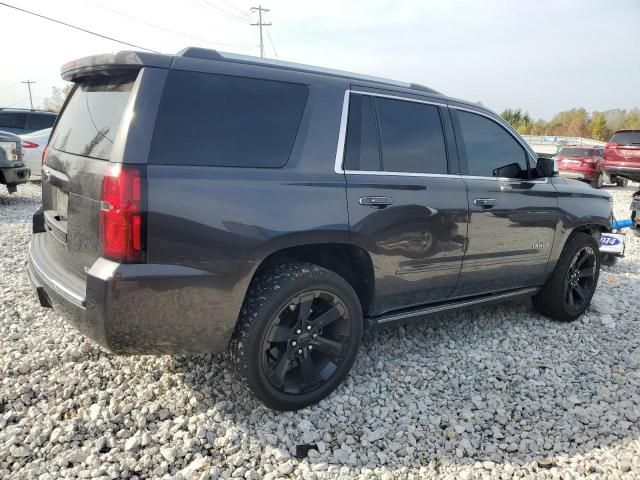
<box><xmin>61</xmin><ymin>47</ymin><xmax>442</xmax><ymax>96</ymax></box>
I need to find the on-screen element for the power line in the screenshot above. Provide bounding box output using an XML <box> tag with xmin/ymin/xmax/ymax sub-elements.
<box><xmin>21</xmin><ymin>81</ymin><xmax>36</xmax><ymax>110</ymax></box>
<box><xmin>250</xmin><ymin>5</ymin><xmax>272</xmax><ymax>58</ymax></box>
<box><xmin>190</xmin><ymin>0</ymin><xmax>247</xmax><ymax>24</ymax></box>
<box><xmin>266</xmin><ymin>31</ymin><xmax>278</xmax><ymax>59</ymax></box>
<box><xmin>0</xmin><ymin>2</ymin><xmax>159</xmax><ymax>53</ymax></box>
<box><xmin>202</xmin><ymin>0</ymin><xmax>249</xmax><ymax>21</ymax></box>
<box><xmin>217</xmin><ymin>0</ymin><xmax>251</xmax><ymax>18</ymax></box>
<box><xmin>86</xmin><ymin>1</ymin><xmax>256</xmax><ymax>49</ymax></box>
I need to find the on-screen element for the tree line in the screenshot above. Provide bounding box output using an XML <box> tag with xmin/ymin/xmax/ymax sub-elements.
<box><xmin>500</xmin><ymin>107</ymin><xmax>640</xmax><ymax>141</ymax></box>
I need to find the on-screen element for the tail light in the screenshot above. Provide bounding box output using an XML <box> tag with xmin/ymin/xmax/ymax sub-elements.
<box><xmin>583</xmin><ymin>157</ymin><xmax>596</xmax><ymax>163</ymax></box>
<box><xmin>100</xmin><ymin>164</ymin><xmax>146</xmax><ymax>263</ymax></box>
<box><xmin>606</xmin><ymin>142</ymin><xmax>618</xmax><ymax>149</ymax></box>
<box><xmin>22</xmin><ymin>141</ymin><xmax>39</xmax><ymax>148</ymax></box>
<box><xmin>41</xmin><ymin>145</ymin><xmax>48</xmax><ymax>166</ymax></box>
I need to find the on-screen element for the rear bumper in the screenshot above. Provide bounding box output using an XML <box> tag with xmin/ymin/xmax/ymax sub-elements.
<box><xmin>1</xmin><ymin>165</ymin><xmax>30</xmax><ymax>185</ymax></box>
<box><xmin>27</xmin><ymin>233</ymin><xmax>235</xmax><ymax>354</ymax></box>
<box><xmin>603</xmin><ymin>166</ymin><xmax>640</xmax><ymax>182</ymax></box>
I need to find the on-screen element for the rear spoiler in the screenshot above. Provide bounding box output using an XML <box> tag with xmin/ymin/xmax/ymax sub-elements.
<box><xmin>61</xmin><ymin>51</ymin><xmax>173</xmax><ymax>82</ymax></box>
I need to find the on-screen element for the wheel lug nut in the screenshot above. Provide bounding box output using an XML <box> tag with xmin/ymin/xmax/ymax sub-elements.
<box><xmin>306</xmin><ymin>325</ymin><xmax>312</xmax><ymax>331</ymax></box>
<box><xmin>297</xmin><ymin>348</ymin><xmax>303</xmax><ymax>354</ymax></box>
<box><xmin>291</xmin><ymin>340</ymin><xmax>297</xmax><ymax>347</ymax></box>
<box><xmin>308</xmin><ymin>345</ymin><xmax>313</xmax><ymax>351</ymax></box>
<box><xmin>296</xmin><ymin>329</ymin><xmax>301</xmax><ymax>335</ymax></box>
<box><xmin>312</xmin><ymin>333</ymin><xmax>318</xmax><ymax>339</ymax></box>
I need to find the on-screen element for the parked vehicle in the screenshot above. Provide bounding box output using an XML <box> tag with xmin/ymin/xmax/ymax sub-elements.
<box><xmin>20</xmin><ymin>128</ymin><xmax>51</xmax><ymax>179</ymax></box>
<box><xmin>555</xmin><ymin>146</ymin><xmax>605</xmax><ymax>188</ymax></box>
<box><xmin>603</xmin><ymin>129</ymin><xmax>640</xmax><ymax>185</ymax></box>
<box><xmin>0</xmin><ymin>130</ymin><xmax>30</xmax><ymax>193</ymax></box>
<box><xmin>0</xmin><ymin>108</ymin><xmax>56</xmax><ymax>135</ymax></box>
<box><xmin>28</xmin><ymin>49</ymin><xmax>613</xmax><ymax>410</ymax></box>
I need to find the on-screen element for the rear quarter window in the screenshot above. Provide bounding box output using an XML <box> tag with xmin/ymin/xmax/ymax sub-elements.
<box><xmin>149</xmin><ymin>70</ymin><xmax>309</xmax><ymax>167</ymax></box>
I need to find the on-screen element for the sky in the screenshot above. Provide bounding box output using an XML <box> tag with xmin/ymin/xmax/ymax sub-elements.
<box><xmin>1</xmin><ymin>0</ymin><xmax>638</xmax><ymax>119</ymax></box>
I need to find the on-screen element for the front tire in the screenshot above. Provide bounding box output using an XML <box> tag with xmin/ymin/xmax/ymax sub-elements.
<box><xmin>591</xmin><ymin>172</ymin><xmax>604</xmax><ymax>189</ymax></box>
<box><xmin>226</xmin><ymin>263</ymin><xmax>363</xmax><ymax>410</ymax></box>
<box><xmin>532</xmin><ymin>232</ymin><xmax>601</xmax><ymax>321</ymax></box>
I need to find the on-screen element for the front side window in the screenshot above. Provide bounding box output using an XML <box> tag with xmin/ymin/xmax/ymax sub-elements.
<box><xmin>455</xmin><ymin>110</ymin><xmax>529</xmax><ymax>179</ymax></box>
<box><xmin>150</xmin><ymin>70</ymin><xmax>309</xmax><ymax>167</ymax></box>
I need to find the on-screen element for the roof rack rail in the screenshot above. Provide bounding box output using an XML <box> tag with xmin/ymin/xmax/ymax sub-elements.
<box><xmin>177</xmin><ymin>47</ymin><xmax>442</xmax><ymax>96</ymax></box>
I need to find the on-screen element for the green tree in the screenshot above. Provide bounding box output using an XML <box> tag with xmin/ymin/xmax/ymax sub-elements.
<box><xmin>590</xmin><ymin>112</ymin><xmax>610</xmax><ymax>141</ymax></box>
<box><xmin>622</xmin><ymin>108</ymin><xmax>640</xmax><ymax>129</ymax></box>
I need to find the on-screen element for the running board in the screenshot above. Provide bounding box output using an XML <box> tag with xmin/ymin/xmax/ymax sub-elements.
<box><xmin>367</xmin><ymin>287</ymin><xmax>539</xmax><ymax>328</ymax></box>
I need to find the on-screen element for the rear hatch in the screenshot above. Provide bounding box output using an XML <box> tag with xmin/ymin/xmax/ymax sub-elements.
<box><xmin>605</xmin><ymin>130</ymin><xmax>640</xmax><ymax>166</ymax></box>
<box><xmin>41</xmin><ymin>73</ymin><xmax>139</xmax><ymax>279</ymax></box>
<box><xmin>556</xmin><ymin>148</ymin><xmax>596</xmax><ymax>170</ymax></box>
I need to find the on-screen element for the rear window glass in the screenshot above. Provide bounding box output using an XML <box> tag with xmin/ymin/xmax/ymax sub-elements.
<box><xmin>610</xmin><ymin>131</ymin><xmax>640</xmax><ymax>145</ymax></box>
<box><xmin>559</xmin><ymin>148</ymin><xmax>594</xmax><ymax>157</ymax></box>
<box><xmin>0</xmin><ymin>112</ymin><xmax>27</xmax><ymax>129</ymax></box>
<box><xmin>150</xmin><ymin>70</ymin><xmax>309</xmax><ymax>167</ymax></box>
<box><xmin>50</xmin><ymin>75</ymin><xmax>136</xmax><ymax>160</ymax></box>
<box><xmin>27</xmin><ymin>113</ymin><xmax>56</xmax><ymax>130</ymax></box>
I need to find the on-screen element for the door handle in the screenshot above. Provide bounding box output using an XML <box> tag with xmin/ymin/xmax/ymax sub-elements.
<box><xmin>359</xmin><ymin>196</ymin><xmax>393</xmax><ymax>207</ymax></box>
<box><xmin>473</xmin><ymin>198</ymin><xmax>497</xmax><ymax>209</ymax></box>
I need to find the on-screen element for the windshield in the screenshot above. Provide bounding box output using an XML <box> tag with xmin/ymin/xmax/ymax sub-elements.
<box><xmin>610</xmin><ymin>131</ymin><xmax>640</xmax><ymax>146</ymax></box>
<box><xmin>559</xmin><ymin>148</ymin><xmax>594</xmax><ymax>157</ymax></box>
<box><xmin>49</xmin><ymin>74</ymin><xmax>137</xmax><ymax>160</ymax></box>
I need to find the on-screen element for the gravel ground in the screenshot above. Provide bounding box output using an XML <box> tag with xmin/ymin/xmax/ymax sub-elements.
<box><xmin>1</xmin><ymin>182</ymin><xmax>639</xmax><ymax>480</ymax></box>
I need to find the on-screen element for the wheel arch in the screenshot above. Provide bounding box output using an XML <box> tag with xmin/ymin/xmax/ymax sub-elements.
<box><xmin>248</xmin><ymin>243</ymin><xmax>376</xmax><ymax>316</ymax></box>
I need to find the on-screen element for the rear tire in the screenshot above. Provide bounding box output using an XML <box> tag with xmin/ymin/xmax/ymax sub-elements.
<box><xmin>226</xmin><ymin>263</ymin><xmax>363</xmax><ymax>410</ymax></box>
<box><xmin>532</xmin><ymin>232</ymin><xmax>601</xmax><ymax>321</ymax></box>
<box><xmin>616</xmin><ymin>177</ymin><xmax>629</xmax><ymax>187</ymax></box>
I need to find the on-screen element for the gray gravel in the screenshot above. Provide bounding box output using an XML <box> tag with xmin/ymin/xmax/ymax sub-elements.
<box><xmin>1</xmin><ymin>181</ymin><xmax>639</xmax><ymax>479</ymax></box>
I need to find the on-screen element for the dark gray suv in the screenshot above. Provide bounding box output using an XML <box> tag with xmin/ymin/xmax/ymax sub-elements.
<box><xmin>28</xmin><ymin>48</ymin><xmax>613</xmax><ymax>410</ymax></box>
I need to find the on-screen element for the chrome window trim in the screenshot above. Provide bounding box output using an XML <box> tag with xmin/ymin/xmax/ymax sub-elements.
<box><xmin>334</xmin><ymin>89</ymin><xmax>351</xmax><ymax>174</ymax></box>
<box><xmin>350</xmin><ymin>90</ymin><xmax>448</xmax><ymax>108</ymax></box>
<box><xmin>334</xmin><ymin>90</ymin><xmax>547</xmax><ymax>184</ymax></box>
<box><xmin>334</xmin><ymin>89</ymin><xmax>449</xmax><ymax>175</ymax></box>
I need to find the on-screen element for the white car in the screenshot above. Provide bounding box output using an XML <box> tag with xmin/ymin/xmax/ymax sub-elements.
<box><xmin>19</xmin><ymin>128</ymin><xmax>51</xmax><ymax>179</ymax></box>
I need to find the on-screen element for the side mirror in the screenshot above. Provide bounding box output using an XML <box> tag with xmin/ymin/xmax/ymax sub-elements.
<box><xmin>536</xmin><ymin>156</ymin><xmax>558</xmax><ymax>177</ymax></box>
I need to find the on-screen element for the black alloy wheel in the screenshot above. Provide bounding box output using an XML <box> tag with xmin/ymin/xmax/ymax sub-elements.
<box><xmin>262</xmin><ymin>290</ymin><xmax>351</xmax><ymax>395</ymax></box>
<box><xmin>564</xmin><ymin>245</ymin><xmax>597</xmax><ymax>315</ymax></box>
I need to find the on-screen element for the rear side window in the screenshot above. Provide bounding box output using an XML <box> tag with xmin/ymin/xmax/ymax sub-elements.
<box><xmin>50</xmin><ymin>75</ymin><xmax>136</xmax><ymax>160</ymax></box>
<box><xmin>375</xmin><ymin>98</ymin><xmax>448</xmax><ymax>174</ymax></box>
<box><xmin>150</xmin><ymin>70</ymin><xmax>309</xmax><ymax>167</ymax></box>
<box><xmin>27</xmin><ymin>113</ymin><xmax>56</xmax><ymax>130</ymax></box>
<box><xmin>610</xmin><ymin>131</ymin><xmax>640</xmax><ymax>145</ymax></box>
<box><xmin>0</xmin><ymin>112</ymin><xmax>27</xmax><ymax>129</ymax></box>
<box><xmin>455</xmin><ymin>110</ymin><xmax>528</xmax><ymax>179</ymax></box>
<box><xmin>343</xmin><ymin>94</ymin><xmax>448</xmax><ymax>174</ymax></box>
<box><xmin>344</xmin><ymin>94</ymin><xmax>380</xmax><ymax>171</ymax></box>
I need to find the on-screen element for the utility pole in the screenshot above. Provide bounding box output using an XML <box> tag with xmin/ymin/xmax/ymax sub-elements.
<box><xmin>21</xmin><ymin>80</ymin><xmax>36</xmax><ymax>109</ymax></box>
<box><xmin>250</xmin><ymin>5</ymin><xmax>271</xmax><ymax>58</ymax></box>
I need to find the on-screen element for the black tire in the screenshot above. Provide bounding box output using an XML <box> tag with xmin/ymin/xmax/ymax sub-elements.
<box><xmin>616</xmin><ymin>177</ymin><xmax>629</xmax><ymax>187</ymax></box>
<box><xmin>532</xmin><ymin>232</ymin><xmax>601</xmax><ymax>321</ymax></box>
<box><xmin>226</xmin><ymin>263</ymin><xmax>363</xmax><ymax>410</ymax></box>
<box><xmin>591</xmin><ymin>172</ymin><xmax>604</xmax><ymax>189</ymax></box>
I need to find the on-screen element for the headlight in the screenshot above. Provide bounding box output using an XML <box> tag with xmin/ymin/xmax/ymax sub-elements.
<box><xmin>0</xmin><ymin>141</ymin><xmax>19</xmax><ymax>161</ymax></box>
